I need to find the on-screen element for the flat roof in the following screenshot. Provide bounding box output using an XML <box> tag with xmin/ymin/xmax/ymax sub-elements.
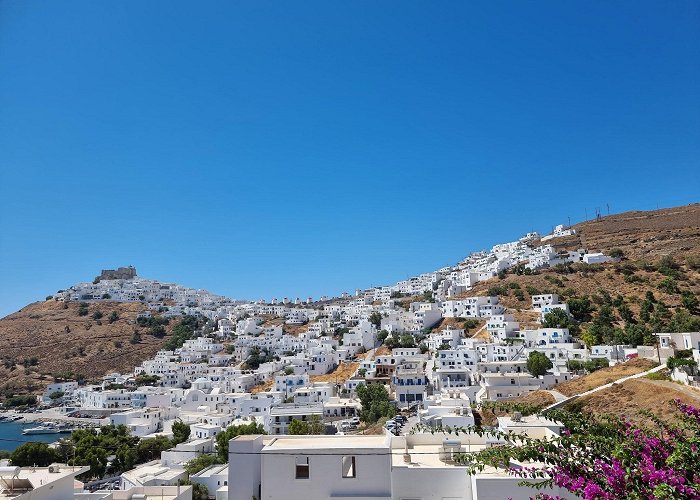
<box><xmin>192</xmin><ymin>464</ymin><xmax>228</xmax><ymax>478</ymax></box>
<box><xmin>391</xmin><ymin>443</ymin><xmax>486</xmax><ymax>468</ymax></box>
<box><xmin>0</xmin><ymin>465</ymin><xmax>90</xmax><ymax>498</ymax></box>
<box><xmin>264</xmin><ymin>435</ymin><xmax>388</xmax><ymax>450</ymax></box>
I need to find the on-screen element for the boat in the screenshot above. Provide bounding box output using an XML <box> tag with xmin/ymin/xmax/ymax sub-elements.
<box><xmin>22</xmin><ymin>422</ymin><xmax>73</xmax><ymax>435</ymax></box>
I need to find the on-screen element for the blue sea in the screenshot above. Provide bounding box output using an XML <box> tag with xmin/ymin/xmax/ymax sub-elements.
<box><xmin>0</xmin><ymin>421</ymin><xmax>62</xmax><ymax>452</ymax></box>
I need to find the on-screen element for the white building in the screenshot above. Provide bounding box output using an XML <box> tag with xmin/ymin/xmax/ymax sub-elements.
<box><xmin>227</xmin><ymin>430</ymin><xmax>571</xmax><ymax>500</ymax></box>
<box><xmin>531</xmin><ymin>294</ymin><xmax>559</xmax><ymax>311</ymax></box>
<box><xmin>0</xmin><ymin>463</ymin><xmax>90</xmax><ymax>500</ymax></box>
<box><xmin>419</xmin><ymin>391</ymin><xmax>475</xmax><ymax>429</ymax></box>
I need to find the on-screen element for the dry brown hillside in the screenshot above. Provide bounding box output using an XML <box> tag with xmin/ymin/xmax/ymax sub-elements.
<box><xmin>554</xmin><ymin>357</ymin><xmax>658</xmax><ymax>397</ymax></box>
<box><xmin>463</xmin><ymin>206</ymin><xmax>700</xmax><ymax>342</ymax></box>
<box><xmin>572</xmin><ymin>376</ymin><xmax>700</xmax><ymax>425</ymax></box>
<box><xmin>550</xmin><ymin>203</ymin><xmax>700</xmax><ymax>259</ymax></box>
<box><xmin>0</xmin><ymin>300</ymin><xmax>171</xmax><ymax>397</ymax></box>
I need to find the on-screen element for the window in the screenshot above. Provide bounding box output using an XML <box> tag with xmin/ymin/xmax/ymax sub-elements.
<box><xmin>295</xmin><ymin>457</ymin><xmax>309</xmax><ymax>479</ymax></box>
<box><xmin>342</xmin><ymin>456</ymin><xmax>356</xmax><ymax>478</ymax></box>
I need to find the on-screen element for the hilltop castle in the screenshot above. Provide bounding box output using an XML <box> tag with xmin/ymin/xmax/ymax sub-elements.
<box><xmin>95</xmin><ymin>266</ymin><xmax>137</xmax><ymax>282</ymax></box>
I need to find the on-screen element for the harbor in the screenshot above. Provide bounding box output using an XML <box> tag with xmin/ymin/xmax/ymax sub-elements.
<box><xmin>0</xmin><ymin>410</ymin><xmax>108</xmax><ymax>452</ymax></box>
<box><xmin>0</xmin><ymin>420</ymin><xmax>63</xmax><ymax>452</ymax></box>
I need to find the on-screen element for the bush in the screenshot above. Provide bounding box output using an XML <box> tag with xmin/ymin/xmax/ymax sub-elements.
<box><xmin>4</xmin><ymin>395</ymin><xmax>37</xmax><ymax>408</ymax></box>
<box><xmin>134</xmin><ymin>374</ymin><xmax>160</xmax><ymax>386</ymax></box>
<box><xmin>686</xmin><ymin>255</ymin><xmax>700</xmax><ymax>271</ymax></box>
<box><xmin>657</xmin><ymin>255</ymin><xmax>683</xmax><ymax>279</ymax></box>
<box><xmin>657</xmin><ymin>277</ymin><xmax>679</xmax><ymax>294</ymax></box>
<box><xmin>609</xmin><ymin>248</ymin><xmax>624</xmax><ymax>259</ymax></box>
<box><xmin>487</xmin><ymin>285</ymin><xmax>509</xmax><ymax>297</ymax></box>
<box><xmin>78</xmin><ymin>303</ymin><xmax>89</xmax><ymax>316</ymax></box>
<box><xmin>49</xmin><ymin>391</ymin><xmax>64</xmax><ymax>400</ymax></box>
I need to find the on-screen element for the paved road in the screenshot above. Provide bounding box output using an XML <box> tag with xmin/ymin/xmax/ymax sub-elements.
<box><xmin>401</xmin><ymin>414</ymin><xmax>420</xmax><ymax>435</ymax></box>
<box><xmin>543</xmin><ymin>364</ymin><xmax>666</xmax><ymax>411</ymax></box>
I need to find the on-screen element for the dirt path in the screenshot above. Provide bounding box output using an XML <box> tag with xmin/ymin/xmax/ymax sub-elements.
<box><xmin>641</xmin><ymin>378</ymin><xmax>700</xmax><ymax>401</ymax></box>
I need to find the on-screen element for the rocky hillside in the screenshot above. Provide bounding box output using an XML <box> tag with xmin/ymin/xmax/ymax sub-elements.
<box><xmin>0</xmin><ymin>300</ymin><xmax>172</xmax><ymax>398</ymax></box>
<box><xmin>548</xmin><ymin>203</ymin><xmax>700</xmax><ymax>259</ymax></box>
<box><xmin>466</xmin><ymin>205</ymin><xmax>700</xmax><ymax>346</ymax></box>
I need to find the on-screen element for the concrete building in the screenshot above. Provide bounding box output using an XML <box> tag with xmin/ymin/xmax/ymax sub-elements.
<box><xmin>227</xmin><ymin>430</ymin><xmax>570</xmax><ymax>500</ymax></box>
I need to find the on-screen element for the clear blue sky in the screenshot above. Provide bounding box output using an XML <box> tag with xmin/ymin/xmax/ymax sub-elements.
<box><xmin>1</xmin><ymin>1</ymin><xmax>699</xmax><ymax>317</ymax></box>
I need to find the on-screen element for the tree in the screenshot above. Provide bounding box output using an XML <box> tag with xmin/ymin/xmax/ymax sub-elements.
<box><xmin>526</xmin><ymin>351</ymin><xmax>552</xmax><ymax>377</ymax></box>
<box><xmin>568</xmin><ymin>296</ymin><xmax>594</xmax><ymax>322</ymax></box>
<box><xmin>49</xmin><ymin>391</ymin><xmax>65</xmax><ymax>400</ymax></box>
<box><xmin>681</xmin><ymin>291</ymin><xmax>699</xmax><ymax>313</ymax></box>
<box><xmin>149</xmin><ymin>324</ymin><xmax>166</xmax><ymax>338</ymax></box>
<box><xmin>164</xmin><ymin>315</ymin><xmax>205</xmax><ymax>351</ymax></box>
<box><xmin>284</xmin><ymin>367</ymin><xmax>295</xmax><ymax>376</ymax></box>
<box><xmin>308</xmin><ymin>414</ymin><xmax>324</xmax><ymax>435</ymax></box>
<box><xmin>356</xmin><ymin>383</ymin><xmax>395</xmax><ymax>423</ymax></box>
<box><xmin>178</xmin><ymin>479</ymin><xmax>210</xmax><ymax>500</ymax></box>
<box><xmin>67</xmin><ymin>425</ymin><xmax>138</xmax><ymax>479</ymax></box>
<box><xmin>617</xmin><ymin>303</ymin><xmax>634</xmax><ymax>323</ymax></box>
<box><xmin>136</xmin><ymin>435</ymin><xmax>172</xmax><ymax>463</ymax></box>
<box><xmin>113</xmin><ymin>444</ymin><xmax>137</xmax><ymax>473</ymax></box>
<box><xmin>368</xmin><ymin>312</ymin><xmax>383</xmax><ymax>329</ymax></box>
<box><xmin>215</xmin><ymin>422</ymin><xmax>266</xmax><ymax>462</ymax></box>
<box><xmin>184</xmin><ymin>453</ymin><xmax>220</xmax><ymax>475</ymax></box>
<box><xmin>10</xmin><ymin>442</ymin><xmax>60</xmax><ymax>466</ymax></box>
<box><xmin>288</xmin><ymin>419</ymin><xmax>310</xmax><ymax>435</ymax></box>
<box><xmin>399</xmin><ymin>333</ymin><xmax>415</xmax><ymax>348</ymax></box>
<box><xmin>108</xmin><ymin>311</ymin><xmax>119</xmax><ymax>324</ymax></box>
<box><xmin>134</xmin><ymin>374</ymin><xmax>160</xmax><ymax>386</ymax></box>
<box><xmin>384</xmin><ymin>331</ymin><xmax>400</xmax><ymax>349</ymax></box>
<box><xmin>172</xmin><ymin>420</ymin><xmax>191</xmax><ymax>445</ymax></box>
<box><xmin>541</xmin><ymin>309</ymin><xmax>571</xmax><ymax>329</ymax></box>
